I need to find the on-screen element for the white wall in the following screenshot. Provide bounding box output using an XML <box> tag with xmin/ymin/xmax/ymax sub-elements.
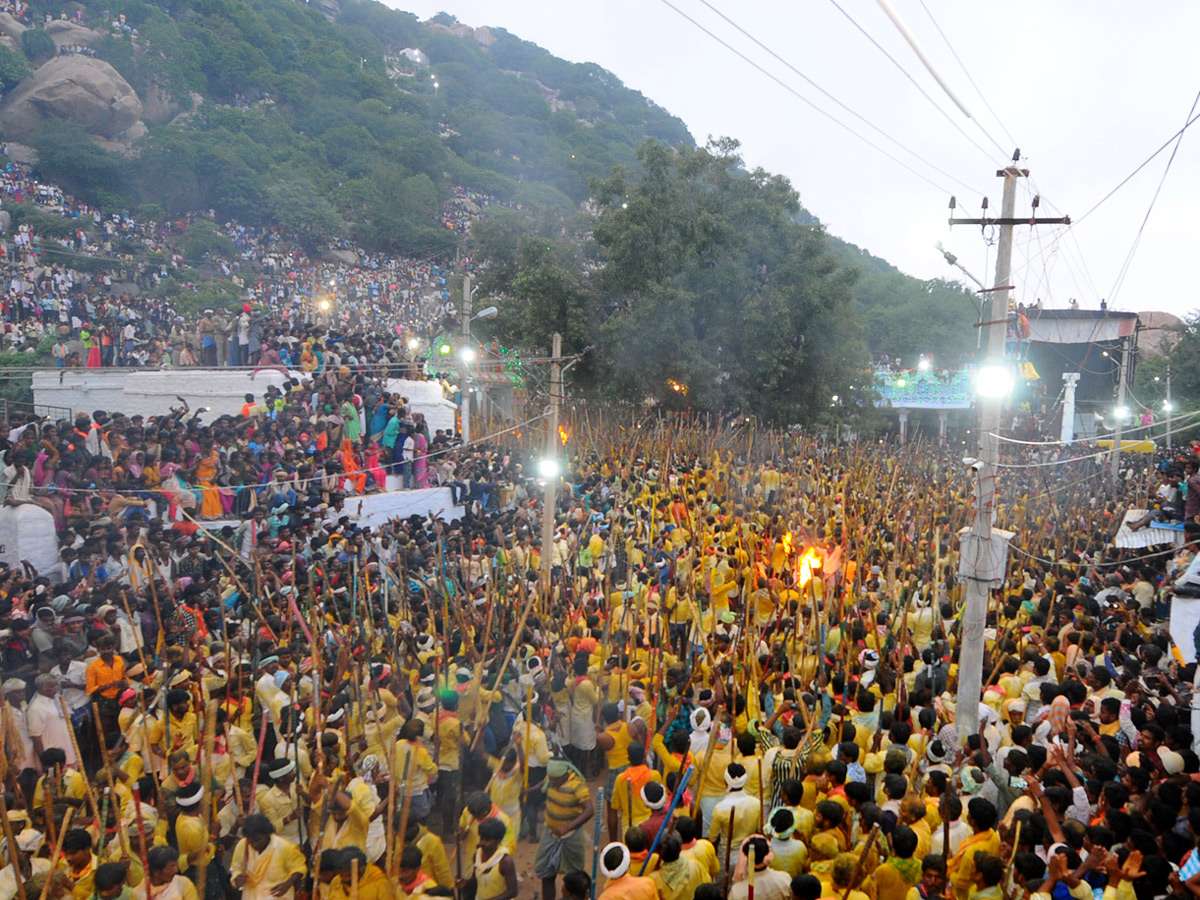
<box><xmin>324</xmin><ymin>486</ymin><xmax>462</xmax><ymax>530</ymax></box>
<box><xmin>33</xmin><ymin>368</ymin><xmax>291</xmax><ymax>420</ymax></box>
<box><xmin>33</xmin><ymin>369</ymin><xmax>456</xmax><ymax>431</ymax></box>
<box><xmin>0</xmin><ymin>504</ymin><xmax>58</xmax><ymax>574</ymax></box>
<box><xmin>385</xmin><ymin>378</ymin><xmax>458</xmax><ymax>436</ymax></box>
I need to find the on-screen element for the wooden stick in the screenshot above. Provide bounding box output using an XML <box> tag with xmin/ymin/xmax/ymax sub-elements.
<box><xmin>0</xmin><ymin>781</ymin><xmax>27</xmax><ymax>900</ymax></box>
<box><xmin>35</xmin><ymin>807</ymin><xmax>73</xmax><ymax>900</ymax></box>
<box><xmin>57</xmin><ymin>696</ymin><xmax>101</xmax><ymax>823</ymax></box>
<box><xmin>840</xmin><ymin>823</ymin><xmax>880</xmax><ymax>900</ymax></box>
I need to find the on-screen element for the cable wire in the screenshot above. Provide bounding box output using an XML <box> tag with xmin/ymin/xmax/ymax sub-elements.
<box><xmin>1107</xmin><ymin>86</ymin><xmax>1200</xmax><ymax>304</ymax></box>
<box><xmin>824</xmin><ymin>0</ymin><xmax>1000</xmax><ymax>165</ymax></box>
<box><xmin>915</xmin><ymin>0</ymin><xmax>1017</xmax><ymax>156</ymax></box>
<box><xmin>653</xmin><ymin>0</ymin><xmax>973</xmax><ymax>196</ymax></box>
<box><xmin>693</xmin><ymin>0</ymin><xmax>983</xmax><ymax>196</ymax></box>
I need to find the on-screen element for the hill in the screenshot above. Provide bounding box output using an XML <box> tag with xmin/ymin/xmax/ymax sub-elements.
<box><xmin>0</xmin><ymin>0</ymin><xmax>983</xmax><ymax>401</ymax></box>
<box><xmin>0</xmin><ymin>0</ymin><xmax>690</xmax><ymax>256</ymax></box>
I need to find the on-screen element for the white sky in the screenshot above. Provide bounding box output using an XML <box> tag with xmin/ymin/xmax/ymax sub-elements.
<box><xmin>391</xmin><ymin>0</ymin><xmax>1200</xmax><ymax>320</ymax></box>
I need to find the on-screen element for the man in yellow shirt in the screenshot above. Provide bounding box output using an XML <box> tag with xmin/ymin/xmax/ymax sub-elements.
<box><xmin>230</xmin><ymin>814</ymin><xmax>307</xmax><ymax>900</ymax></box>
<box><xmin>613</xmin><ymin>743</ymin><xmax>663</xmax><ymax>831</ymax></box>
<box><xmin>328</xmin><ymin>848</ymin><xmax>393</xmax><ymax>900</ymax></box>
<box><xmin>946</xmin><ymin>798</ymin><xmax>1000</xmax><ymax>900</ymax></box>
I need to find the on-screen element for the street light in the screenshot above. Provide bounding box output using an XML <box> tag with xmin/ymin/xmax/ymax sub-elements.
<box><xmin>975</xmin><ymin>362</ymin><xmax>1014</xmax><ymax>399</ymax></box>
<box><xmin>407</xmin><ymin>338</ymin><xmax>420</xmax><ymax>350</ymax></box>
<box><xmin>918</xmin><ymin>358</ymin><xmax>932</xmax><ymax>372</ymax></box>
<box><xmin>471</xmin><ymin>306</ymin><xmax>498</xmax><ymax>322</ymax></box>
<box><xmin>318</xmin><ymin>299</ymin><xmax>330</xmax><ymax>311</ymax></box>
<box><xmin>537</xmin><ymin>458</ymin><xmax>559</xmax><ymax>479</ymax></box>
<box><xmin>460</xmin><ymin>348</ymin><xmax>475</xmax><ymax>363</ymax></box>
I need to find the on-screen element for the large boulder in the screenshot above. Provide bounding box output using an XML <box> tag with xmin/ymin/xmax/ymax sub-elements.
<box><xmin>0</xmin><ymin>55</ymin><xmax>142</xmax><ymax>140</ymax></box>
<box><xmin>44</xmin><ymin>20</ymin><xmax>102</xmax><ymax>48</ymax></box>
<box><xmin>0</xmin><ymin>12</ymin><xmax>25</xmax><ymax>42</ymax></box>
<box><xmin>141</xmin><ymin>82</ymin><xmax>182</xmax><ymax>125</ymax></box>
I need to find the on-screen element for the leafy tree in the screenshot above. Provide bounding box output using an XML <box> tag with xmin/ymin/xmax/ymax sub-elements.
<box><xmin>263</xmin><ymin>176</ymin><xmax>345</xmax><ymax>242</ymax></box>
<box><xmin>20</xmin><ymin>28</ymin><xmax>55</xmax><ymax>63</ymax></box>
<box><xmin>0</xmin><ymin>44</ymin><xmax>30</xmax><ymax>92</ymax></box>
<box><xmin>29</xmin><ymin>118</ymin><xmax>132</xmax><ymax>208</ymax></box>
<box><xmin>181</xmin><ymin>220</ymin><xmax>235</xmax><ymax>263</ymax></box>
<box><xmin>588</xmin><ymin>139</ymin><xmax>871</xmax><ymax>423</ymax></box>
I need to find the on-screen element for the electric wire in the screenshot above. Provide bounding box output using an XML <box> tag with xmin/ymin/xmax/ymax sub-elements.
<box><xmin>693</xmin><ymin>0</ymin><xmax>983</xmax><ymax>196</ymax></box>
<box><xmin>1107</xmin><ymin>86</ymin><xmax>1200</xmax><ymax>304</ymax></box>
<box><xmin>824</xmin><ymin>0</ymin><xmax>1000</xmax><ymax>165</ymax></box>
<box><xmin>914</xmin><ymin>0</ymin><xmax>1017</xmax><ymax>157</ymax></box>
<box><xmin>653</xmin><ymin>0</ymin><xmax>978</xmax><ymax>197</ymax></box>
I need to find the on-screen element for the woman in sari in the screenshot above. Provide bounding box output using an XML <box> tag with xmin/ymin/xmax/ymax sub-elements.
<box><xmin>194</xmin><ymin>442</ymin><xmax>226</xmax><ymax>519</ymax></box>
<box><xmin>338</xmin><ymin>440</ymin><xmax>366</xmax><ymax>494</ymax></box>
<box><xmin>412</xmin><ymin>429</ymin><xmax>430</xmax><ymax>489</ymax></box>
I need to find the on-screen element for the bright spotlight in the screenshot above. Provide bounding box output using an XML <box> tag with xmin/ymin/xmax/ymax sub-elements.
<box><xmin>461</xmin><ymin>349</ymin><xmax>475</xmax><ymax>363</ymax></box>
<box><xmin>538</xmin><ymin>458</ymin><xmax>559</xmax><ymax>479</ymax></box>
<box><xmin>1113</xmin><ymin>406</ymin><xmax>1130</xmax><ymax>421</ymax></box>
<box><xmin>975</xmin><ymin>363</ymin><xmax>1014</xmax><ymax>399</ymax></box>
<box><xmin>1164</xmin><ymin>400</ymin><xmax>1174</xmax><ymax>412</ymax></box>
<box><xmin>407</xmin><ymin>339</ymin><xmax>419</xmax><ymax>350</ymax></box>
<box><xmin>318</xmin><ymin>300</ymin><xmax>330</xmax><ymax>311</ymax></box>
<box><xmin>438</xmin><ymin>344</ymin><xmax>451</xmax><ymax>355</ymax></box>
<box><xmin>918</xmin><ymin>358</ymin><xmax>931</xmax><ymax>372</ymax></box>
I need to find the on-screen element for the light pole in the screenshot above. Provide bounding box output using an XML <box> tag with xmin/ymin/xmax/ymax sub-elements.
<box><xmin>459</xmin><ymin>270</ymin><xmax>496</xmax><ymax>445</ymax></box>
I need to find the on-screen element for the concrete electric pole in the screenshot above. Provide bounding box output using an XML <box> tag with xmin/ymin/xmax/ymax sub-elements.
<box><xmin>539</xmin><ymin>333</ymin><xmax>563</xmax><ymax>594</ymax></box>
<box><xmin>948</xmin><ymin>162</ymin><xmax>1069</xmax><ymax>739</ymax></box>
<box><xmin>461</xmin><ymin>272</ymin><xmax>472</xmax><ymax>445</ymax></box>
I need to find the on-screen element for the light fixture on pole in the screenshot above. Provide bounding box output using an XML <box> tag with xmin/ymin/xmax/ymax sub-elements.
<box><xmin>974</xmin><ymin>362</ymin><xmax>1014</xmax><ymax>399</ymax></box>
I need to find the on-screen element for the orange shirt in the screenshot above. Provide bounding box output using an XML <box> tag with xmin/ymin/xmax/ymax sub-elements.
<box><xmin>86</xmin><ymin>654</ymin><xmax>126</xmax><ymax>699</ymax></box>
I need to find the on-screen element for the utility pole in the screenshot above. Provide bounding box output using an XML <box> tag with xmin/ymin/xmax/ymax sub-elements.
<box><xmin>1111</xmin><ymin>337</ymin><xmax>1129</xmax><ymax>490</ymax></box>
<box><xmin>539</xmin><ymin>333</ymin><xmax>563</xmax><ymax>594</ymax></box>
<box><xmin>948</xmin><ymin>161</ymin><xmax>1070</xmax><ymax>740</ymax></box>
<box><xmin>1167</xmin><ymin>365</ymin><xmax>1174</xmax><ymax>451</ymax></box>
<box><xmin>461</xmin><ymin>272</ymin><xmax>472</xmax><ymax>445</ymax></box>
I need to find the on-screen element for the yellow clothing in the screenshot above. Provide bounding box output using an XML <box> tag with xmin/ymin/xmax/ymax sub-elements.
<box><xmin>603</xmin><ymin>721</ymin><xmax>634</xmax><ymax>769</ymax></box>
<box><xmin>416</xmin><ymin>827</ymin><xmax>453</xmax><ymax>888</ymax></box>
<box><xmin>34</xmin><ymin>768</ymin><xmax>87</xmax><ymax>807</ymax></box>
<box><xmin>434</xmin><ymin>713</ymin><xmax>462</xmax><ymax>770</ymax></box>
<box><xmin>329</xmin><ymin>865</ymin><xmax>394</xmax><ymax>900</ymax></box>
<box><xmin>613</xmin><ymin>765</ymin><xmax>664</xmax><ymax>828</ymax></box>
<box><xmin>706</xmin><ymin>793</ymin><xmax>761</xmax><ymax>848</ymax></box>
<box><xmin>680</xmin><ymin>839</ymin><xmax>720</xmax><ymax>879</ymax></box>
<box><xmin>149</xmin><ymin>711</ymin><xmax>199</xmax><ymax>760</ymax></box>
<box><xmin>174</xmin><ymin>813</ymin><xmax>215</xmax><ymax>874</ymax></box>
<box><xmin>947</xmin><ymin>829</ymin><xmax>999</xmax><ymax>900</ymax></box>
<box><xmin>312</xmin><ymin>798</ymin><xmax>370</xmax><ymax>852</ymax></box>
<box><xmin>393</xmin><ymin>740</ymin><xmax>438</xmax><ymax>794</ymax></box>
<box><xmin>61</xmin><ymin>853</ymin><xmax>99</xmax><ymax>900</ymax></box>
<box><xmin>473</xmin><ymin>848</ymin><xmax>512</xmax><ymax>900</ymax></box>
<box><xmin>230</xmin><ymin>834</ymin><xmax>307</xmax><ymax>900</ymax></box>
<box><xmin>651</xmin><ymin>857</ymin><xmax>710</xmax><ymax>900</ymax></box>
<box><xmin>458</xmin><ymin>805</ymin><xmax>516</xmax><ymax>861</ymax></box>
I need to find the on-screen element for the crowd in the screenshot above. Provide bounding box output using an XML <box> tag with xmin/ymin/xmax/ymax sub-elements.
<box><xmin>0</xmin><ymin>149</ymin><xmax>522</xmax><ymax>365</ymax></box>
<box><xmin>0</xmin><ymin>398</ymin><xmax>1189</xmax><ymax>900</ymax></box>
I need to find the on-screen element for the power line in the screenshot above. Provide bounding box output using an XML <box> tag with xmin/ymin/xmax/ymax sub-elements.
<box><xmin>1107</xmin><ymin>86</ymin><xmax>1200</xmax><ymax>304</ymax></box>
<box><xmin>1071</xmin><ymin>105</ymin><xmax>1200</xmax><ymax>228</ymax></box>
<box><xmin>915</xmin><ymin>0</ymin><xmax>1018</xmax><ymax>157</ymax></box>
<box><xmin>653</xmin><ymin>0</ymin><xmax>975</xmax><ymax>197</ymax></box>
<box><xmin>693</xmin><ymin>0</ymin><xmax>983</xmax><ymax>196</ymax></box>
<box><xmin>824</xmin><ymin>0</ymin><xmax>1002</xmax><ymax>165</ymax></box>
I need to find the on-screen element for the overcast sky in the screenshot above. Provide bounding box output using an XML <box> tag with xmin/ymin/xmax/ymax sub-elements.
<box><xmin>391</xmin><ymin>0</ymin><xmax>1200</xmax><ymax>320</ymax></box>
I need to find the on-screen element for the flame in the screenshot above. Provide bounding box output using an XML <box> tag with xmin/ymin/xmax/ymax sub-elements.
<box><xmin>558</xmin><ymin>426</ymin><xmax>569</xmax><ymax>445</ymax></box>
<box><xmin>798</xmin><ymin>547</ymin><xmax>822</xmax><ymax>586</ymax></box>
<box><xmin>782</xmin><ymin>532</ymin><xmax>793</xmax><ymax>556</ymax></box>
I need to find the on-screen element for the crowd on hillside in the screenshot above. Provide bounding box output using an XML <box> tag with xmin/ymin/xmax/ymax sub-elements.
<box><xmin>0</xmin><ymin>150</ymin><xmax>523</xmax><ymax>365</ymax></box>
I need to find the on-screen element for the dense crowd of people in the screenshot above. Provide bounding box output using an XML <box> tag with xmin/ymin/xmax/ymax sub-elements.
<box><xmin>0</xmin><ymin>393</ymin><xmax>1190</xmax><ymax>900</ymax></box>
<box><xmin>0</xmin><ymin>149</ymin><xmax>521</xmax><ymax>366</ymax></box>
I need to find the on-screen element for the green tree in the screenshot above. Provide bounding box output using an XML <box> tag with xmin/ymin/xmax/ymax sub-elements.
<box><xmin>181</xmin><ymin>219</ymin><xmax>235</xmax><ymax>263</ymax></box>
<box><xmin>29</xmin><ymin>118</ymin><xmax>132</xmax><ymax>208</ymax></box>
<box><xmin>589</xmin><ymin>139</ymin><xmax>871</xmax><ymax>424</ymax></box>
<box><xmin>0</xmin><ymin>44</ymin><xmax>30</xmax><ymax>92</ymax></box>
<box><xmin>20</xmin><ymin>28</ymin><xmax>55</xmax><ymax>63</ymax></box>
<box><xmin>263</xmin><ymin>176</ymin><xmax>345</xmax><ymax>242</ymax></box>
